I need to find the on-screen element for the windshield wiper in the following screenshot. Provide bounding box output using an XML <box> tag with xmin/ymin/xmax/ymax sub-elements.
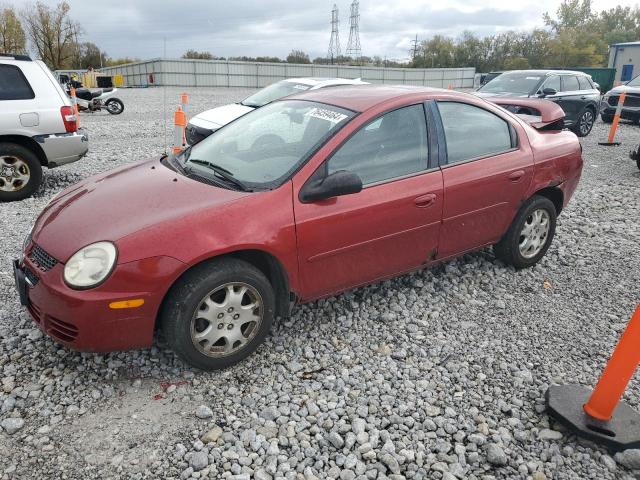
<box><xmin>188</xmin><ymin>159</ymin><xmax>251</xmax><ymax>192</ymax></box>
<box><xmin>240</xmin><ymin>101</ymin><xmax>261</xmax><ymax>108</ymax></box>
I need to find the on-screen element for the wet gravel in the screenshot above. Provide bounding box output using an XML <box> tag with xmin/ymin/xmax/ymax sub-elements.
<box><xmin>0</xmin><ymin>87</ymin><xmax>639</xmax><ymax>479</ymax></box>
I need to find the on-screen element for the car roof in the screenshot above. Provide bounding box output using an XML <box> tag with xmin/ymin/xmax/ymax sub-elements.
<box><xmin>502</xmin><ymin>69</ymin><xmax>590</xmax><ymax>77</ymax></box>
<box><xmin>282</xmin><ymin>77</ymin><xmax>368</xmax><ymax>87</ymax></box>
<box><xmin>286</xmin><ymin>84</ymin><xmax>446</xmax><ymax>112</ymax></box>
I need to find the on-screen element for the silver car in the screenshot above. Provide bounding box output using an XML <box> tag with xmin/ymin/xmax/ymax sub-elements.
<box><xmin>0</xmin><ymin>54</ymin><xmax>88</xmax><ymax>202</ymax></box>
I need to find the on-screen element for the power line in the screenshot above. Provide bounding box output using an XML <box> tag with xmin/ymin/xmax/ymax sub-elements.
<box><xmin>327</xmin><ymin>4</ymin><xmax>341</xmax><ymax>64</ymax></box>
<box><xmin>346</xmin><ymin>0</ymin><xmax>361</xmax><ymax>62</ymax></box>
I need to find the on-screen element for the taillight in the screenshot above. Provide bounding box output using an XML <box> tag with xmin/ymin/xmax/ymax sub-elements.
<box><xmin>60</xmin><ymin>106</ymin><xmax>77</xmax><ymax>133</ymax></box>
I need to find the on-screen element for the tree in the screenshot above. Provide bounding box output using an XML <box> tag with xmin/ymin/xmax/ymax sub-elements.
<box><xmin>503</xmin><ymin>57</ymin><xmax>531</xmax><ymax>70</ymax></box>
<box><xmin>182</xmin><ymin>49</ymin><xmax>216</xmax><ymax>60</ymax></box>
<box><xmin>106</xmin><ymin>57</ymin><xmax>140</xmax><ymax>67</ymax></box>
<box><xmin>0</xmin><ymin>5</ymin><xmax>26</xmax><ymax>53</ymax></box>
<box><xmin>75</xmin><ymin>41</ymin><xmax>105</xmax><ymax>69</ymax></box>
<box><xmin>21</xmin><ymin>1</ymin><xmax>81</xmax><ymax>70</ymax></box>
<box><xmin>544</xmin><ymin>0</ymin><xmax>594</xmax><ymax>32</ymax></box>
<box><xmin>286</xmin><ymin>49</ymin><xmax>310</xmax><ymax>64</ymax></box>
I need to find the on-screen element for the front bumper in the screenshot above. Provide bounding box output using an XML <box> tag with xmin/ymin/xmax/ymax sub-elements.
<box><xmin>600</xmin><ymin>101</ymin><xmax>640</xmax><ymax>121</ymax></box>
<box><xmin>34</xmin><ymin>128</ymin><xmax>89</xmax><ymax>168</ymax></box>
<box><xmin>185</xmin><ymin>122</ymin><xmax>216</xmax><ymax>145</ymax></box>
<box><xmin>14</xmin><ymin>243</ymin><xmax>185</xmax><ymax>352</ymax></box>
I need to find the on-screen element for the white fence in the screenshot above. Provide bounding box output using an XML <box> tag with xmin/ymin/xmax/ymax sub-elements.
<box><xmin>99</xmin><ymin>58</ymin><xmax>476</xmax><ymax>89</ymax></box>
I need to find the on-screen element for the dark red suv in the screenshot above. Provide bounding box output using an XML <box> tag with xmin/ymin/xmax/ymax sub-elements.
<box><xmin>14</xmin><ymin>86</ymin><xmax>583</xmax><ymax>370</ymax></box>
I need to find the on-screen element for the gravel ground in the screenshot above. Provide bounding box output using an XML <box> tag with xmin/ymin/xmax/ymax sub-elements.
<box><xmin>0</xmin><ymin>87</ymin><xmax>639</xmax><ymax>480</ymax></box>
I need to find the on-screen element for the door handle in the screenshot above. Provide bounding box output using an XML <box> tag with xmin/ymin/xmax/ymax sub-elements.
<box><xmin>581</xmin><ymin>96</ymin><xmax>587</xmax><ymax>100</ymax></box>
<box><xmin>508</xmin><ymin>170</ymin><xmax>525</xmax><ymax>182</ymax></box>
<box><xmin>414</xmin><ymin>193</ymin><xmax>437</xmax><ymax>208</ymax></box>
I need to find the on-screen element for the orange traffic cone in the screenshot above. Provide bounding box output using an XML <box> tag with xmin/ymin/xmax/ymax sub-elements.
<box><xmin>546</xmin><ymin>305</ymin><xmax>640</xmax><ymax>450</ymax></box>
<box><xmin>599</xmin><ymin>91</ymin><xmax>626</xmax><ymax>146</ymax></box>
<box><xmin>172</xmin><ymin>106</ymin><xmax>186</xmax><ymax>154</ymax></box>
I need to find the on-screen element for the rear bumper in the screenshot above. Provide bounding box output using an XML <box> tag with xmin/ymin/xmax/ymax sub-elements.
<box><xmin>16</xmin><ymin>246</ymin><xmax>185</xmax><ymax>352</ymax></box>
<box><xmin>34</xmin><ymin>128</ymin><xmax>89</xmax><ymax>168</ymax></box>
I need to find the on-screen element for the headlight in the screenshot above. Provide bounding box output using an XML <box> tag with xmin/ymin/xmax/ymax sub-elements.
<box><xmin>64</xmin><ymin>241</ymin><xmax>117</xmax><ymax>289</ymax></box>
<box><xmin>22</xmin><ymin>231</ymin><xmax>32</xmax><ymax>253</ymax></box>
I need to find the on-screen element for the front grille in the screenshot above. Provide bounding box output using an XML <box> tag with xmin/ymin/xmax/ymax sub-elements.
<box><xmin>609</xmin><ymin>94</ymin><xmax>640</xmax><ymax>108</ymax></box>
<box><xmin>28</xmin><ymin>244</ymin><xmax>58</xmax><ymax>272</ymax></box>
<box><xmin>46</xmin><ymin>316</ymin><xmax>79</xmax><ymax>343</ymax></box>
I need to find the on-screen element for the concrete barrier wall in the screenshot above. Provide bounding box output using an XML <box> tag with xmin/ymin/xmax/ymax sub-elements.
<box><xmin>99</xmin><ymin>58</ymin><xmax>476</xmax><ymax>89</ymax></box>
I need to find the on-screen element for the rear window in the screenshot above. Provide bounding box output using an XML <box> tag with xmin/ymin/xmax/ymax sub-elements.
<box><xmin>0</xmin><ymin>64</ymin><xmax>35</xmax><ymax>100</ymax></box>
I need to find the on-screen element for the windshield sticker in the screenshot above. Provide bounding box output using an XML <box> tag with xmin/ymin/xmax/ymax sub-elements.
<box><xmin>292</xmin><ymin>84</ymin><xmax>308</xmax><ymax>90</ymax></box>
<box><xmin>305</xmin><ymin>107</ymin><xmax>348</xmax><ymax>124</ymax></box>
<box><xmin>525</xmin><ymin>77</ymin><xmax>541</xmax><ymax>80</ymax></box>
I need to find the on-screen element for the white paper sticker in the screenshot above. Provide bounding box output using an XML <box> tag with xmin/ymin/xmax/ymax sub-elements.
<box><xmin>305</xmin><ymin>107</ymin><xmax>348</xmax><ymax>124</ymax></box>
<box><xmin>292</xmin><ymin>84</ymin><xmax>308</xmax><ymax>90</ymax></box>
<box><xmin>525</xmin><ymin>76</ymin><xmax>541</xmax><ymax>80</ymax></box>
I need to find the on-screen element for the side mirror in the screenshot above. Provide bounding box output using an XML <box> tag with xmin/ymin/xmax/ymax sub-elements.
<box><xmin>541</xmin><ymin>88</ymin><xmax>557</xmax><ymax>97</ymax></box>
<box><xmin>300</xmin><ymin>170</ymin><xmax>363</xmax><ymax>203</ymax></box>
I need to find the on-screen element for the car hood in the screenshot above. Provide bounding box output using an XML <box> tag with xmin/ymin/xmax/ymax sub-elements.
<box><xmin>605</xmin><ymin>84</ymin><xmax>640</xmax><ymax>96</ymax></box>
<box><xmin>188</xmin><ymin>103</ymin><xmax>255</xmax><ymax>129</ymax></box>
<box><xmin>474</xmin><ymin>91</ymin><xmax>529</xmax><ymax>98</ymax></box>
<box><xmin>32</xmin><ymin>157</ymin><xmax>249</xmax><ymax>262</ymax></box>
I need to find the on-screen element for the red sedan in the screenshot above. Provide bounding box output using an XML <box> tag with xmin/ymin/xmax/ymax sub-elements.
<box><xmin>13</xmin><ymin>86</ymin><xmax>583</xmax><ymax>370</ymax></box>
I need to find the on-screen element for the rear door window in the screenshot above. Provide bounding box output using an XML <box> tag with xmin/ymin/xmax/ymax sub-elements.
<box><xmin>437</xmin><ymin>102</ymin><xmax>514</xmax><ymax>165</ymax></box>
<box><xmin>577</xmin><ymin>76</ymin><xmax>592</xmax><ymax>90</ymax></box>
<box><xmin>0</xmin><ymin>64</ymin><xmax>35</xmax><ymax>100</ymax></box>
<box><xmin>561</xmin><ymin>75</ymin><xmax>580</xmax><ymax>92</ymax></box>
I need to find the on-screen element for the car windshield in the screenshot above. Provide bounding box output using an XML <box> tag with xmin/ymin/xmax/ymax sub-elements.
<box><xmin>183</xmin><ymin>100</ymin><xmax>354</xmax><ymax>188</ymax></box>
<box><xmin>627</xmin><ymin>75</ymin><xmax>640</xmax><ymax>87</ymax></box>
<box><xmin>479</xmin><ymin>72</ymin><xmax>544</xmax><ymax>95</ymax></box>
<box><xmin>241</xmin><ymin>81</ymin><xmax>311</xmax><ymax>107</ymax></box>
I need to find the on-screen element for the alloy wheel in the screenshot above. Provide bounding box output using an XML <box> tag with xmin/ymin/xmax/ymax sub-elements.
<box><xmin>518</xmin><ymin>209</ymin><xmax>550</xmax><ymax>259</ymax></box>
<box><xmin>190</xmin><ymin>282</ymin><xmax>263</xmax><ymax>357</ymax></box>
<box><xmin>0</xmin><ymin>155</ymin><xmax>30</xmax><ymax>192</ymax></box>
<box><xmin>579</xmin><ymin>110</ymin><xmax>594</xmax><ymax>136</ymax></box>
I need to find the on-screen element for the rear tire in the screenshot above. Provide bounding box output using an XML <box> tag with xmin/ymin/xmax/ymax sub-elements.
<box><xmin>160</xmin><ymin>258</ymin><xmax>275</xmax><ymax>370</ymax></box>
<box><xmin>494</xmin><ymin>196</ymin><xmax>557</xmax><ymax>269</ymax></box>
<box><xmin>571</xmin><ymin>108</ymin><xmax>595</xmax><ymax>137</ymax></box>
<box><xmin>0</xmin><ymin>143</ymin><xmax>43</xmax><ymax>202</ymax></box>
<box><xmin>106</xmin><ymin>98</ymin><xmax>124</xmax><ymax>115</ymax></box>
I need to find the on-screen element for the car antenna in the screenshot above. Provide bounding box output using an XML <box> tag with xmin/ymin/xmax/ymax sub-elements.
<box><xmin>162</xmin><ymin>36</ymin><xmax>168</xmax><ymax>155</ymax></box>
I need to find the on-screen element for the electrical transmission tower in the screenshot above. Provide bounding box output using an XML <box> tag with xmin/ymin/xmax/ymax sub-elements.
<box><xmin>346</xmin><ymin>0</ymin><xmax>362</xmax><ymax>62</ymax></box>
<box><xmin>327</xmin><ymin>4</ymin><xmax>341</xmax><ymax>64</ymax></box>
<box><xmin>410</xmin><ymin>34</ymin><xmax>419</xmax><ymax>62</ymax></box>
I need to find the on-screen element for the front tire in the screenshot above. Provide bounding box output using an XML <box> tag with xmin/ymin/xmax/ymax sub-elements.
<box><xmin>160</xmin><ymin>258</ymin><xmax>275</xmax><ymax>370</ymax></box>
<box><xmin>105</xmin><ymin>98</ymin><xmax>124</xmax><ymax>115</ymax></box>
<box><xmin>0</xmin><ymin>143</ymin><xmax>43</xmax><ymax>202</ymax></box>
<box><xmin>494</xmin><ymin>196</ymin><xmax>557</xmax><ymax>269</ymax></box>
<box><xmin>572</xmin><ymin>109</ymin><xmax>595</xmax><ymax>137</ymax></box>
<box><xmin>601</xmin><ymin>113</ymin><xmax>614</xmax><ymax>123</ymax></box>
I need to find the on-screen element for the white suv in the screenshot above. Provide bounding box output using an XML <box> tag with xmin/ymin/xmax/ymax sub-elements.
<box><xmin>0</xmin><ymin>54</ymin><xmax>88</xmax><ymax>201</ymax></box>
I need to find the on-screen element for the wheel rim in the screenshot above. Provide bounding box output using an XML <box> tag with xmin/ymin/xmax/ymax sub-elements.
<box><xmin>190</xmin><ymin>282</ymin><xmax>263</xmax><ymax>358</ymax></box>
<box><xmin>580</xmin><ymin>111</ymin><xmax>594</xmax><ymax>135</ymax></box>
<box><xmin>0</xmin><ymin>155</ymin><xmax>30</xmax><ymax>192</ymax></box>
<box><xmin>518</xmin><ymin>209</ymin><xmax>550</xmax><ymax>259</ymax></box>
<box><xmin>107</xmin><ymin>101</ymin><xmax>121</xmax><ymax>113</ymax></box>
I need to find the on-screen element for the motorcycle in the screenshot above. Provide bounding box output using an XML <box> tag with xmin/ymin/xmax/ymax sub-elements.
<box><xmin>65</xmin><ymin>82</ymin><xmax>125</xmax><ymax>115</ymax></box>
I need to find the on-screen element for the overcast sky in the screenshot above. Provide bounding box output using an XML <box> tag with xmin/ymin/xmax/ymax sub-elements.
<box><xmin>11</xmin><ymin>0</ymin><xmax>640</xmax><ymax>61</ymax></box>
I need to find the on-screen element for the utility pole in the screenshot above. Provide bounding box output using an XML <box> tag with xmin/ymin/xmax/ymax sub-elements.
<box><xmin>410</xmin><ymin>34</ymin><xmax>419</xmax><ymax>63</ymax></box>
<box><xmin>327</xmin><ymin>4</ymin><xmax>341</xmax><ymax>65</ymax></box>
<box><xmin>346</xmin><ymin>0</ymin><xmax>362</xmax><ymax>64</ymax></box>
